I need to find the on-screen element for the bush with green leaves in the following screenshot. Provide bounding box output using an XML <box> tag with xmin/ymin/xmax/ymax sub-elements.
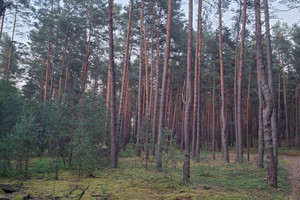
<box><xmin>72</xmin><ymin>93</ymin><xmax>109</xmax><ymax>176</ymax></box>
<box><xmin>39</xmin><ymin>100</ymin><xmax>72</xmax><ymax>161</ymax></box>
<box><xmin>9</xmin><ymin>110</ymin><xmax>40</xmax><ymax>176</ymax></box>
<box><xmin>0</xmin><ymin>79</ymin><xmax>23</xmax><ymax>177</ymax></box>
<box><xmin>0</xmin><ymin>79</ymin><xmax>23</xmax><ymax>139</ymax></box>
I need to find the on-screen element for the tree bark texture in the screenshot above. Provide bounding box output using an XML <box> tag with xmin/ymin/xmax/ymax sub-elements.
<box><xmin>255</xmin><ymin>0</ymin><xmax>277</xmax><ymax>187</ymax></box>
<box><xmin>155</xmin><ymin>0</ymin><xmax>173</xmax><ymax>171</ymax></box>
<box><xmin>108</xmin><ymin>0</ymin><xmax>117</xmax><ymax>168</ymax></box>
<box><xmin>218</xmin><ymin>0</ymin><xmax>229</xmax><ymax>163</ymax></box>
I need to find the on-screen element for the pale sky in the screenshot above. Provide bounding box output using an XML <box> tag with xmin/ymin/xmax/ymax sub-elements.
<box><xmin>115</xmin><ymin>0</ymin><xmax>300</xmax><ymax>27</ymax></box>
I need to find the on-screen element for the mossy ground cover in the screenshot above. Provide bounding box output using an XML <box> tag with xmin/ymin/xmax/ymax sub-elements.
<box><xmin>0</xmin><ymin>148</ymin><xmax>292</xmax><ymax>200</ymax></box>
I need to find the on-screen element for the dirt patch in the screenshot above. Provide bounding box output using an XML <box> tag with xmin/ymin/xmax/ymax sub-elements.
<box><xmin>287</xmin><ymin>156</ymin><xmax>300</xmax><ymax>200</ymax></box>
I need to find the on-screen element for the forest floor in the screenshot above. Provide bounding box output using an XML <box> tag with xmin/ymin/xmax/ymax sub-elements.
<box><xmin>280</xmin><ymin>151</ymin><xmax>300</xmax><ymax>200</ymax></box>
<box><xmin>0</xmin><ymin>148</ymin><xmax>298</xmax><ymax>200</ymax></box>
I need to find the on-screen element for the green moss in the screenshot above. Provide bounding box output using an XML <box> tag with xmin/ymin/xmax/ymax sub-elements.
<box><xmin>0</xmin><ymin>150</ymin><xmax>292</xmax><ymax>200</ymax></box>
<box><xmin>12</xmin><ymin>194</ymin><xmax>24</xmax><ymax>200</ymax></box>
<box><xmin>0</xmin><ymin>192</ymin><xmax>6</xmax><ymax>199</ymax></box>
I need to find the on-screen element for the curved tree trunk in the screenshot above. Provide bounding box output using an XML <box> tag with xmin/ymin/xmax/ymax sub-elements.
<box><xmin>255</xmin><ymin>0</ymin><xmax>277</xmax><ymax>187</ymax></box>
<box><xmin>263</xmin><ymin>0</ymin><xmax>278</xmax><ymax>165</ymax></box>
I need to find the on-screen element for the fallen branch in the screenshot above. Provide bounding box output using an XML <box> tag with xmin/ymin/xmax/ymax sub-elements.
<box><xmin>0</xmin><ymin>184</ymin><xmax>19</xmax><ymax>194</ymax></box>
<box><xmin>23</xmin><ymin>185</ymin><xmax>89</xmax><ymax>200</ymax></box>
<box><xmin>77</xmin><ymin>185</ymin><xmax>89</xmax><ymax>200</ymax></box>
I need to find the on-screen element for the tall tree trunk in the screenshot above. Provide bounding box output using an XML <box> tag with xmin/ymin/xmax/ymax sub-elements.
<box><xmin>196</xmin><ymin>1</ymin><xmax>203</xmax><ymax>159</ymax></box>
<box><xmin>49</xmin><ymin>43</ymin><xmax>57</xmax><ymax>99</ymax></box>
<box><xmin>278</xmin><ymin>73</ymin><xmax>281</xmax><ymax>147</ymax></box>
<box><xmin>143</xmin><ymin>12</ymin><xmax>151</xmax><ymax>161</ymax></box>
<box><xmin>133</xmin><ymin>97</ymin><xmax>138</xmax><ymax>144</ymax></box>
<box><xmin>263</xmin><ymin>0</ymin><xmax>278</xmax><ymax>164</ymax></box>
<box><xmin>183</xmin><ymin>0</ymin><xmax>193</xmax><ymax>182</ymax></box>
<box><xmin>144</xmin><ymin>24</ymin><xmax>149</xmax><ymax>113</ymax></box>
<box><xmin>155</xmin><ymin>0</ymin><xmax>173</xmax><ymax>171</ymax></box>
<box><xmin>136</xmin><ymin>0</ymin><xmax>144</xmax><ymax>156</ymax></box>
<box><xmin>255</xmin><ymin>0</ymin><xmax>277</xmax><ymax>187</ymax></box>
<box><xmin>149</xmin><ymin>8</ymin><xmax>155</xmax><ymax>124</ymax></box>
<box><xmin>194</xmin><ymin>0</ymin><xmax>203</xmax><ymax>160</ymax></box>
<box><xmin>93</xmin><ymin>67</ymin><xmax>98</xmax><ymax>96</ymax></box>
<box><xmin>39</xmin><ymin>68</ymin><xmax>44</xmax><ymax>103</ymax></box>
<box><xmin>58</xmin><ymin>41</ymin><xmax>67</xmax><ymax>100</ymax></box>
<box><xmin>212</xmin><ymin>53</ymin><xmax>216</xmax><ymax>160</ymax></box>
<box><xmin>234</xmin><ymin>4</ymin><xmax>242</xmax><ymax>160</ymax></box>
<box><xmin>108</xmin><ymin>0</ymin><xmax>117</xmax><ymax>168</ymax></box>
<box><xmin>246</xmin><ymin>51</ymin><xmax>253</xmax><ymax>161</ymax></box>
<box><xmin>218</xmin><ymin>0</ymin><xmax>229</xmax><ymax>163</ymax></box>
<box><xmin>68</xmin><ymin>99</ymin><xmax>75</xmax><ymax>167</ymax></box>
<box><xmin>192</xmin><ymin>0</ymin><xmax>200</xmax><ymax>159</ymax></box>
<box><xmin>281</xmin><ymin>55</ymin><xmax>289</xmax><ymax>149</ymax></box>
<box><xmin>105</xmin><ymin>63</ymin><xmax>111</xmax><ymax>143</ymax></box>
<box><xmin>237</xmin><ymin>0</ymin><xmax>246</xmax><ymax>162</ymax></box>
<box><xmin>171</xmin><ymin>91</ymin><xmax>179</xmax><ymax>139</ymax></box>
<box><xmin>257</xmin><ymin>64</ymin><xmax>264</xmax><ymax>168</ymax></box>
<box><xmin>151</xmin><ymin>7</ymin><xmax>161</xmax><ymax>155</ymax></box>
<box><xmin>164</xmin><ymin>71</ymin><xmax>171</xmax><ymax>125</ymax></box>
<box><xmin>44</xmin><ymin>40</ymin><xmax>52</xmax><ymax>101</ymax></box>
<box><xmin>81</xmin><ymin>1</ymin><xmax>93</xmax><ymax>93</ymax></box>
<box><xmin>117</xmin><ymin>0</ymin><xmax>133</xmax><ymax>154</ymax></box>
<box><xmin>44</xmin><ymin>1</ymin><xmax>54</xmax><ymax>101</ymax></box>
<box><xmin>64</xmin><ymin>37</ymin><xmax>71</xmax><ymax>95</ymax></box>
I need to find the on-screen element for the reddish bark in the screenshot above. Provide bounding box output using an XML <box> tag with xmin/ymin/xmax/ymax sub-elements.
<box><xmin>117</xmin><ymin>0</ymin><xmax>133</xmax><ymax>154</ymax></box>
<box><xmin>218</xmin><ymin>0</ymin><xmax>229</xmax><ymax>163</ymax></box>
<box><xmin>155</xmin><ymin>0</ymin><xmax>173</xmax><ymax>171</ymax></box>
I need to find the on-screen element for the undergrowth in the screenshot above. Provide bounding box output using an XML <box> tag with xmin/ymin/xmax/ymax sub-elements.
<box><xmin>0</xmin><ymin>147</ymin><xmax>292</xmax><ymax>200</ymax></box>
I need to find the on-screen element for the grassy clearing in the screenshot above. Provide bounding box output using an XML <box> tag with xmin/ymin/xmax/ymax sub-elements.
<box><xmin>0</xmin><ymin>148</ymin><xmax>292</xmax><ymax>200</ymax></box>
